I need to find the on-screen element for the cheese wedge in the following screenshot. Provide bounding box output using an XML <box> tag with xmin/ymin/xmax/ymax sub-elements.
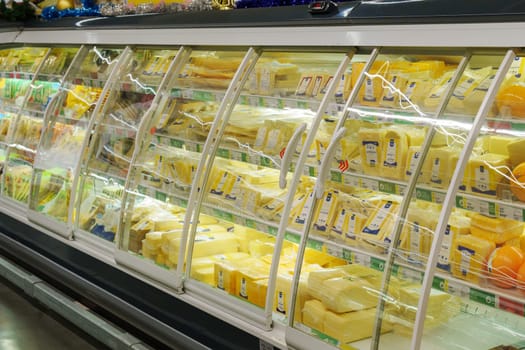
<box><xmin>437</xmin><ymin>214</ymin><xmax>471</xmax><ymax>272</ymax></box>
<box><xmin>381</xmin><ymin>127</ymin><xmax>409</xmax><ymax>180</ymax></box>
<box><xmin>358</xmin><ymin>128</ymin><xmax>387</xmax><ymax>176</ymax></box>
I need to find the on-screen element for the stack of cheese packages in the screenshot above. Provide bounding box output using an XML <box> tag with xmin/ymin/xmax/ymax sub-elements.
<box><xmin>351</xmin><ymin>59</ymin><xmax>447</xmax><ymax>111</ymax></box>
<box><xmin>206</xmin><ymin>161</ymin><xmax>285</xmax><ymax>221</ymax></box>
<box><xmin>451</xmin><ymin>214</ymin><xmax>523</xmax><ymax>284</ymax></box>
<box><xmin>77</xmin><ymin>181</ymin><xmax>124</xmax><ymax>242</ymax></box>
<box><xmin>138</xmin><ymin>50</ymin><xmax>178</xmax><ymax>85</ymax></box>
<box><xmin>301</xmin><ymin>264</ymin><xmax>461</xmax><ymax>343</ymax></box>
<box><xmin>4</xmin><ymin>162</ymin><xmax>33</xmax><ymax>202</ymax></box>
<box><xmin>179</xmin><ymin>53</ymin><xmax>243</xmax><ymax>89</ymax></box>
<box><xmin>246</xmin><ymin>57</ymin><xmax>300</xmax><ymax>97</ymax></box>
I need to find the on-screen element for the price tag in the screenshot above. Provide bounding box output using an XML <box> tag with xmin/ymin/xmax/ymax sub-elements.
<box><xmin>353</xmin><ymin>252</ymin><xmax>371</xmax><ymax>266</ymax></box>
<box><xmin>497</xmin><ymin>296</ymin><xmax>525</xmax><ymax>317</ymax></box>
<box><xmin>307</xmin><ymin>239</ymin><xmax>323</xmax><ymax>251</ymax></box>
<box><xmin>215</xmin><ymin>92</ymin><xmax>225</xmax><ymax>102</ymax></box>
<box><xmin>344</xmin><ymin>175</ymin><xmax>360</xmax><ymax>187</ymax></box>
<box><xmin>479</xmin><ymin>200</ymin><xmax>491</xmax><ymax>216</ymax></box>
<box><xmin>231</xmin><ymin>150</ymin><xmax>243</xmax><ymax>162</ymax></box>
<box><xmin>284</xmin><ymin>99</ymin><xmax>298</xmax><ymax>109</ymax></box>
<box><xmin>466</xmin><ymin>198</ymin><xmax>481</xmax><ymax>212</ymax></box>
<box><xmin>446</xmin><ymin>279</ymin><xmax>469</xmax><ymax>297</ymax></box>
<box><xmin>265</xmin><ymin>98</ymin><xmax>279</xmax><ymax>109</ymax></box>
<box><xmin>361</xmin><ymin>178</ymin><xmax>379</xmax><ymax>191</ymax></box>
<box><xmin>185</xmin><ymin>141</ymin><xmax>198</xmax><ymax>152</ymax></box>
<box><xmin>496</xmin><ymin>203</ymin><xmax>514</xmax><ymax>219</ymax></box>
<box><xmin>325</xmin><ymin>242</ymin><xmax>343</xmax><ymax>259</ymax></box>
<box><xmin>182</xmin><ymin>89</ymin><xmax>193</xmax><ymax>99</ymax></box>
<box><xmin>249</xmin><ymin>96</ymin><xmax>260</xmax><ymax>106</ymax></box>
<box><xmin>515</xmin><ymin>209</ymin><xmax>524</xmax><ymax>222</ymax></box>
<box><xmin>432</xmin><ymin>191</ymin><xmax>445</xmax><ymax>203</ymax></box>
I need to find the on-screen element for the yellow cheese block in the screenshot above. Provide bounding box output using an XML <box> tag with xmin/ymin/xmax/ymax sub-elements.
<box><xmin>214</xmin><ymin>256</ymin><xmax>258</xmax><ymax>295</ymax></box>
<box><xmin>192</xmin><ymin>266</ymin><xmax>215</xmax><ymax>285</ymax></box>
<box><xmin>358</xmin><ymin>128</ymin><xmax>387</xmax><ymax>176</ymax></box>
<box><xmin>275</xmin><ymin>271</ymin><xmax>309</xmax><ymax>322</ymax></box>
<box><xmin>168</xmin><ymin>233</ymin><xmax>239</xmax><ymax>264</ymax></box>
<box><xmin>421</xmin><ymin>147</ymin><xmax>460</xmax><ymax>188</ymax></box>
<box><xmin>324</xmin><ymin>308</ymin><xmax>391</xmax><ymax>344</ymax></box>
<box><xmin>437</xmin><ymin>214</ymin><xmax>471</xmax><ymax>272</ymax></box>
<box><xmin>381</xmin><ymin>128</ymin><xmax>409</xmax><ymax>180</ymax></box>
<box><xmin>399</xmin><ymin>285</ymin><xmax>460</xmax><ymax>322</ymax></box>
<box><xmin>447</xmin><ymin>66</ymin><xmax>492</xmax><ymax>114</ymax></box>
<box><xmin>379</xmin><ymin>74</ymin><xmax>407</xmax><ymax>108</ymax></box>
<box><xmin>320</xmin><ymin>277</ymin><xmax>378</xmax><ymax>313</ymax></box>
<box><xmin>467</xmin><ymin>153</ymin><xmax>509</xmax><ymax>196</ymax></box>
<box><xmin>237</xmin><ymin>261</ymin><xmax>270</xmax><ymax>300</ymax></box>
<box><xmin>452</xmin><ymin>235</ymin><xmax>495</xmax><ymax>283</ymax></box>
<box><xmin>302</xmin><ymin>299</ymin><xmax>326</xmax><ymax>332</ymax></box>
<box><xmin>406</xmin><ymin>127</ymin><xmax>427</xmax><ymax>147</ymax></box>
<box><xmin>403</xmin><ymin>208</ymin><xmax>436</xmax><ymax>264</ymax></box>
<box><xmin>248</xmin><ymin>237</ymin><xmax>276</xmax><ymax>257</ymax></box>
<box><xmin>471</xmin><ymin>213</ymin><xmax>524</xmax><ymax>234</ymax></box>
<box><xmin>507</xmin><ymin>138</ymin><xmax>525</xmax><ymax>167</ymax></box>
<box><xmin>521</xmin><ymin>234</ymin><xmax>525</xmax><ymax>251</ymax></box>
<box><xmin>360</xmin><ymin>200</ymin><xmax>399</xmax><ymax>248</ymax></box>
<box><xmin>400</xmin><ymin>79</ymin><xmax>432</xmax><ymax>107</ymax></box>
<box><xmin>489</xmin><ymin>135</ymin><xmax>515</xmax><ymax>156</ymax></box>
<box><xmin>404</xmin><ymin>146</ymin><xmax>423</xmax><ymax>180</ymax></box>
<box><xmin>353</xmin><ymin>61</ymin><xmax>385</xmax><ymax>107</ymax></box>
<box><xmin>312</xmin><ymin>190</ymin><xmax>339</xmax><ymax>236</ymax></box>
<box><xmin>470</xmin><ymin>226</ymin><xmax>522</xmax><ymax>245</ymax></box>
<box><xmin>424</xmin><ymin>70</ymin><xmax>454</xmax><ymax>110</ymax></box>
<box><xmin>330</xmin><ymin>206</ymin><xmax>367</xmax><ymax>246</ymax></box>
<box><xmin>144</xmin><ymin>231</ymin><xmax>163</xmax><ymax>250</ymax></box>
<box><xmin>247</xmin><ymin>278</ymin><xmax>268</xmax><ymax>308</ymax></box>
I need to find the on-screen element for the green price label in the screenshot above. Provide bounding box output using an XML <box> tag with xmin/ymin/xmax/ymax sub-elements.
<box><xmin>379</xmin><ymin>180</ymin><xmax>396</xmax><ymax>194</ymax></box>
<box><xmin>245</xmin><ymin>219</ymin><xmax>256</xmax><ymax>229</ymax></box>
<box><xmin>370</xmin><ymin>257</ymin><xmax>385</xmax><ymax>271</ymax></box>
<box><xmin>155</xmin><ymin>191</ymin><xmax>167</xmax><ymax>201</ymax></box>
<box><xmin>297</xmin><ymin>101</ymin><xmax>308</xmax><ymax>109</ymax></box>
<box><xmin>455</xmin><ymin>196</ymin><xmax>465</xmax><ymax>209</ymax></box>
<box><xmin>488</xmin><ymin>202</ymin><xmax>496</xmax><ymax>216</ymax></box>
<box><xmin>342</xmin><ymin>248</ymin><xmax>353</xmax><ymax>262</ymax></box>
<box><xmin>179</xmin><ymin>199</ymin><xmax>188</xmax><ymax>208</ymax></box>
<box><xmin>311</xmin><ymin>329</ymin><xmax>338</xmax><ymax>346</ymax></box>
<box><xmin>511</xmin><ymin>121</ymin><xmax>525</xmax><ymax>131</ymax></box>
<box><xmin>307</xmin><ymin>239</ymin><xmax>323</xmax><ymax>251</ymax></box>
<box><xmin>416</xmin><ymin>188</ymin><xmax>432</xmax><ymax>202</ymax></box>
<box><xmin>268</xmin><ymin>226</ymin><xmax>278</xmax><ymax>236</ymax></box>
<box><xmin>193</xmin><ymin>90</ymin><xmax>213</xmax><ymax>101</ymax></box>
<box><xmin>217</xmin><ymin>148</ymin><xmax>230</xmax><ymax>159</ymax></box>
<box><xmin>309</xmin><ymin>167</ymin><xmax>316</xmax><ymax>177</ymax></box>
<box><xmin>241</xmin><ymin>152</ymin><xmax>248</xmax><ymax>162</ymax></box>
<box><xmin>469</xmin><ymin>288</ymin><xmax>495</xmax><ymax>307</ymax></box>
<box><xmin>285</xmin><ymin>232</ymin><xmax>301</xmax><ymax>244</ymax></box>
<box><xmin>214</xmin><ymin>209</ymin><xmax>234</xmax><ymax>222</ymax></box>
<box><xmin>137</xmin><ymin>185</ymin><xmax>146</xmax><ymax>194</ymax></box>
<box><xmin>432</xmin><ymin>276</ymin><xmax>446</xmax><ymax>291</ymax></box>
<box><xmin>171</xmin><ymin>139</ymin><xmax>184</xmax><ymax>148</ymax></box>
<box><xmin>260</xmin><ymin>157</ymin><xmax>271</xmax><ymax>167</ymax></box>
<box><xmin>331</xmin><ymin>171</ymin><xmax>342</xmax><ymax>183</ymax></box>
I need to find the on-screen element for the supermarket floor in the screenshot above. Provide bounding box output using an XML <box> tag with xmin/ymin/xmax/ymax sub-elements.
<box><xmin>0</xmin><ymin>277</ymin><xmax>108</xmax><ymax>350</ymax></box>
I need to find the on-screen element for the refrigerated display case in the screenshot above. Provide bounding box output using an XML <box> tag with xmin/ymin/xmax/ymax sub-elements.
<box><xmin>1</xmin><ymin>2</ymin><xmax>525</xmax><ymax>350</ymax></box>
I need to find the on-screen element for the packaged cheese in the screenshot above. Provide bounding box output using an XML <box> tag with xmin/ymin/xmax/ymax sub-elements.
<box><xmin>507</xmin><ymin>138</ymin><xmax>525</xmax><ymax>167</ymax></box>
<box><xmin>381</xmin><ymin>127</ymin><xmax>409</xmax><ymax>180</ymax></box>
<box><xmin>447</xmin><ymin>66</ymin><xmax>492</xmax><ymax>114</ymax></box>
<box><xmin>358</xmin><ymin>128</ymin><xmax>387</xmax><ymax>176</ymax></box>
<box><xmin>324</xmin><ymin>308</ymin><xmax>392</xmax><ymax>344</ymax></box>
<box><xmin>467</xmin><ymin>153</ymin><xmax>509</xmax><ymax>196</ymax></box>
<box><xmin>379</xmin><ymin>74</ymin><xmax>407</xmax><ymax>108</ymax></box>
<box><xmin>360</xmin><ymin>200</ymin><xmax>399</xmax><ymax>249</ymax></box>
<box><xmin>437</xmin><ymin>214</ymin><xmax>471</xmax><ymax>272</ymax></box>
<box><xmin>320</xmin><ymin>277</ymin><xmax>378</xmax><ymax>313</ymax></box>
<box><xmin>275</xmin><ymin>271</ymin><xmax>310</xmax><ymax>322</ymax></box>
<box><xmin>302</xmin><ymin>299</ymin><xmax>326</xmax><ymax>332</ymax></box>
<box><xmin>352</xmin><ymin>61</ymin><xmax>386</xmax><ymax>107</ymax></box>
<box><xmin>168</xmin><ymin>232</ymin><xmax>239</xmax><ymax>264</ymax></box>
<box><xmin>237</xmin><ymin>260</ymin><xmax>270</xmax><ymax>301</ymax></box>
<box><xmin>423</xmin><ymin>70</ymin><xmax>455</xmax><ymax>110</ymax></box>
<box><xmin>214</xmin><ymin>256</ymin><xmax>256</xmax><ymax>294</ymax></box>
<box><xmin>421</xmin><ymin>147</ymin><xmax>460</xmax><ymax>188</ymax></box>
<box><xmin>404</xmin><ymin>146</ymin><xmax>423</xmax><ymax>181</ymax></box>
<box><xmin>452</xmin><ymin>235</ymin><xmax>495</xmax><ymax>283</ymax></box>
<box><xmin>312</xmin><ymin>190</ymin><xmax>339</xmax><ymax>236</ymax></box>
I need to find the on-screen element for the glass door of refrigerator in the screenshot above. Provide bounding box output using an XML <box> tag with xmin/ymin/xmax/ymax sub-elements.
<box><xmin>28</xmin><ymin>46</ymin><xmax>127</xmax><ymax>238</ymax></box>
<box><xmin>0</xmin><ymin>47</ymin><xmax>49</xmax><ymax>201</ymax></box>
<box><xmin>412</xmin><ymin>51</ymin><xmax>525</xmax><ymax>350</ymax></box>
<box><xmin>116</xmin><ymin>48</ymin><xmax>249</xmax><ymax>288</ymax></box>
<box><xmin>1</xmin><ymin>47</ymin><xmax>78</xmax><ymax>206</ymax></box>
<box><xmin>182</xmin><ymin>49</ymin><xmax>351</xmax><ymax>328</ymax></box>
<box><xmin>285</xmin><ymin>49</ymin><xmax>477</xmax><ymax>350</ymax></box>
<box><xmin>74</xmin><ymin>47</ymin><xmax>181</xmax><ymax>246</ymax></box>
